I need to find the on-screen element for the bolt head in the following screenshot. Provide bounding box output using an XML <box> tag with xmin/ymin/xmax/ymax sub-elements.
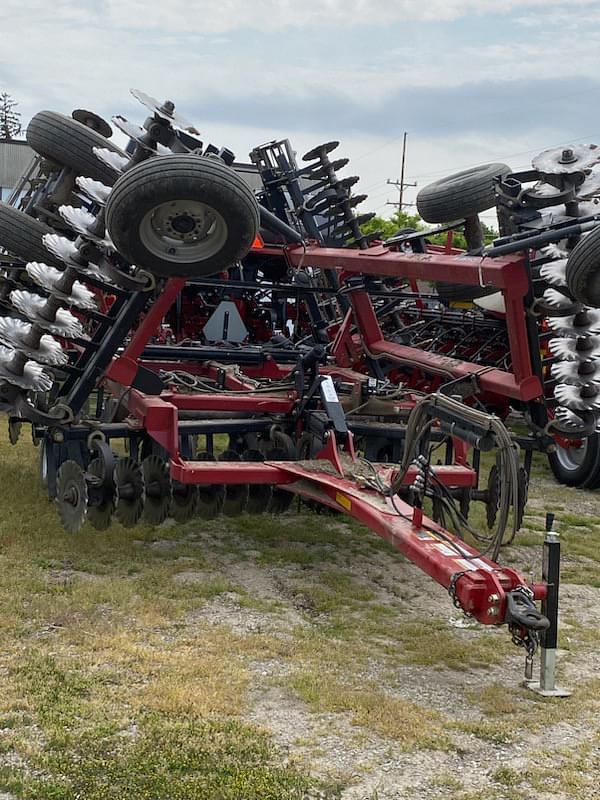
<box><xmin>558</xmin><ymin>147</ymin><xmax>579</xmax><ymax>165</ymax></box>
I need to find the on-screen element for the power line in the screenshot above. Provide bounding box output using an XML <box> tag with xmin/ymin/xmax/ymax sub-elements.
<box><xmin>353</xmin><ymin>78</ymin><xmax>600</xmax><ymax>173</ymax></box>
<box><xmin>405</xmin><ymin>130</ymin><xmax>600</xmax><ymax>183</ymax></box>
<box><xmin>385</xmin><ymin>132</ymin><xmax>417</xmax><ymax>212</ymax></box>
<box><xmin>359</xmin><ymin>179</ymin><xmax>389</xmax><ymax>194</ymax></box>
<box><xmin>353</xmin><ymin>131</ymin><xmax>410</xmax><ymax>163</ymax></box>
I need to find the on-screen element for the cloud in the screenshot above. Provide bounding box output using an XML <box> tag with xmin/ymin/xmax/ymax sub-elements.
<box><xmin>515</xmin><ymin>8</ymin><xmax>594</xmax><ymax>27</ymax></box>
<box><xmin>1</xmin><ymin>0</ymin><xmax>600</xmax><ymax>222</ymax></box>
<box><xmin>189</xmin><ymin>76</ymin><xmax>600</xmax><ymax>143</ymax></box>
<box><xmin>103</xmin><ymin>0</ymin><xmax>600</xmax><ymax>32</ymax></box>
<box><xmin>2</xmin><ymin>0</ymin><xmax>598</xmax><ymax>124</ymax></box>
<box><xmin>3</xmin><ymin>0</ymin><xmax>599</xmax><ymax>37</ymax></box>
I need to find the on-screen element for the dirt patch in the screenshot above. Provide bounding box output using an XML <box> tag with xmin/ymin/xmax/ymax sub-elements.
<box><xmin>190</xmin><ymin>507</ymin><xmax>599</xmax><ymax>800</ymax></box>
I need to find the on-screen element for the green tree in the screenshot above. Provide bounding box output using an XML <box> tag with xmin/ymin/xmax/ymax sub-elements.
<box><xmin>361</xmin><ymin>209</ymin><xmax>423</xmax><ymax>240</ymax></box>
<box><xmin>0</xmin><ymin>93</ymin><xmax>21</xmax><ymax>140</ymax></box>
<box><xmin>428</xmin><ymin>220</ymin><xmax>497</xmax><ymax>249</ymax></box>
<box><xmin>361</xmin><ymin>208</ymin><xmax>497</xmax><ymax>249</ymax></box>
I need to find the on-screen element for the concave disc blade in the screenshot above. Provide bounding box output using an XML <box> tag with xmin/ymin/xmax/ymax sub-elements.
<box><xmin>141</xmin><ymin>454</ymin><xmax>172</xmax><ymax>525</ymax></box>
<box><xmin>86</xmin><ymin>457</ymin><xmax>115</xmax><ymax>531</ymax></box>
<box><xmin>114</xmin><ymin>457</ymin><xmax>144</xmax><ymax>528</ymax></box>
<box><xmin>195</xmin><ymin>451</ymin><xmax>224</xmax><ymax>520</ymax></box>
<box><xmin>219</xmin><ymin>449</ymin><xmax>248</xmax><ymax>516</ymax></box>
<box><xmin>56</xmin><ymin>460</ymin><xmax>88</xmax><ymax>533</ymax></box>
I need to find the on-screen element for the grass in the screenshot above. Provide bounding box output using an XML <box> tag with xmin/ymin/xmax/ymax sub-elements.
<box><xmin>0</xmin><ymin>422</ymin><xmax>600</xmax><ymax>797</ymax></box>
<box><xmin>1</xmin><ymin>715</ymin><xmax>324</xmax><ymax>800</ymax></box>
<box><xmin>288</xmin><ymin>671</ymin><xmax>451</xmax><ymax>750</ymax></box>
<box><xmin>0</xmin><ymin>429</ymin><xmax>342</xmax><ymax>798</ymax></box>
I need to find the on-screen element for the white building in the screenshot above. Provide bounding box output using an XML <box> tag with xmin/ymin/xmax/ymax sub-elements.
<box><xmin>0</xmin><ymin>139</ymin><xmax>34</xmax><ymax>201</ymax></box>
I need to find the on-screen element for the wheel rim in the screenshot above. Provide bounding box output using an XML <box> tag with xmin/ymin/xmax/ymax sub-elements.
<box><xmin>555</xmin><ymin>439</ymin><xmax>588</xmax><ymax>472</ymax></box>
<box><xmin>139</xmin><ymin>199</ymin><xmax>228</xmax><ymax>263</ymax></box>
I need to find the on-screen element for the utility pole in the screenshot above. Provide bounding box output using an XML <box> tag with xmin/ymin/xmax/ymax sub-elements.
<box><xmin>386</xmin><ymin>132</ymin><xmax>417</xmax><ymax>212</ymax></box>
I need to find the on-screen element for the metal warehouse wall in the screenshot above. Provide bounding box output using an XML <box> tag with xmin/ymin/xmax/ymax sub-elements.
<box><xmin>0</xmin><ymin>139</ymin><xmax>259</xmax><ymax>192</ymax></box>
<box><xmin>0</xmin><ymin>140</ymin><xmax>262</xmax><ymax>204</ymax></box>
<box><xmin>0</xmin><ymin>140</ymin><xmax>34</xmax><ymax>191</ymax></box>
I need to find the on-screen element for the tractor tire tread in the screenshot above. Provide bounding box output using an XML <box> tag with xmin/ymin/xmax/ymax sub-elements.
<box><xmin>566</xmin><ymin>227</ymin><xmax>600</xmax><ymax>307</ymax></box>
<box><xmin>0</xmin><ymin>202</ymin><xmax>63</xmax><ymax>267</ymax></box>
<box><xmin>27</xmin><ymin>110</ymin><xmax>126</xmax><ymax>185</ymax></box>
<box><xmin>106</xmin><ymin>154</ymin><xmax>259</xmax><ymax>278</ymax></box>
<box><xmin>416</xmin><ymin>163</ymin><xmax>510</xmax><ymax>224</ymax></box>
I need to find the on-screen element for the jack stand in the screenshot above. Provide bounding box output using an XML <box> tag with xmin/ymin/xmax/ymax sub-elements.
<box><xmin>525</xmin><ymin>512</ymin><xmax>572</xmax><ymax>697</ymax></box>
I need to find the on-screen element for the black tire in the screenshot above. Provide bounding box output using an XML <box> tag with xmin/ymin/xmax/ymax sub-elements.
<box><xmin>105</xmin><ymin>154</ymin><xmax>260</xmax><ymax>278</ymax></box>
<box><xmin>27</xmin><ymin>110</ymin><xmax>126</xmax><ymax>185</ymax></box>
<box><xmin>565</xmin><ymin>226</ymin><xmax>600</xmax><ymax>306</ymax></box>
<box><xmin>0</xmin><ymin>202</ymin><xmax>63</xmax><ymax>267</ymax></box>
<box><xmin>548</xmin><ymin>434</ymin><xmax>600</xmax><ymax>488</ymax></box>
<box><xmin>416</xmin><ymin>163</ymin><xmax>510</xmax><ymax>224</ymax></box>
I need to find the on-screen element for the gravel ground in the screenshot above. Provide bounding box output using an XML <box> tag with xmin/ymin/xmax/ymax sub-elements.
<box><xmin>161</xmin><ymin>470</ymin><xmax>600</xmax><ymax>800</ymax></box>
<box><xmin>1</xmin><ymin>431</ymin><xmax>599</xmax><ymax>800</ymax></box>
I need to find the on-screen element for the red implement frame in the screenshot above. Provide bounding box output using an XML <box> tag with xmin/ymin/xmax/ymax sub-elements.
<box><xmin>103</xmin><ymin>375</ymin><xmax>546</xmax><ymax>628</ymax></box>
<box><xmin>285</xmin><ymin>244</ymin><xmax>542</xmax><ymax>401</ymax></box>
<box><xmin>102</xmin><ymin>244</ymin><xmax>546</xmax><ymax>628</ymax></box>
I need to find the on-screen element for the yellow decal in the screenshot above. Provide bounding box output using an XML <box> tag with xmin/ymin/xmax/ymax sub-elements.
<box><xmin>336</xmin><ymin>492</ymin><xmax>352</xmax><ymax>511</ymax></box>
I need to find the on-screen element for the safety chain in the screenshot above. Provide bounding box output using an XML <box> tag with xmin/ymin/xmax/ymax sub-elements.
<box><xmin>509</xmin><ymin>625</ymin><xmax>539</xmax><ymax>656</ymax></box>
<box><xmin>507</xmin><ymin>584</ymin><xmax>540</xmax><ymax>671</ymax></box>
<box><xmin>448</xmin><ymin>571</ymin><xmax>473</xmax><ymax>618</ymax></box>
<box><xmin>511</xmin><ymin>623</ymin><xmax>539</xmax><ymax>680</ymax></box>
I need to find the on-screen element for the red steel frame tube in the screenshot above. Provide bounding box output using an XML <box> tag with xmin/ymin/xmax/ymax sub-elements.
<box><xmin>100</xmin><ymin>249</ymin><xmax>546</xmax><ymax>629</ymax></box>
<box><xmin>283</xmin><ymin>244</ymin><xmax>543</xmax><ymax>401</ymax></box>
<box><xmin>276</xmin><ymin>461</ymin><xmax>546</xmax><ymax>625</ymax></box>
<box><xmin>110</xmin><ymin>385</ymin><xmax>544</xmax><ymax>626</ymax></box>
<box><xmin>107</xmin><ymin>246</ymin><xmax>542</xmax><ymax>402</ymax></box>
<box><xmin>106</xmin><ymin>278</ymin><xmax>186</xmax><ymax>386</ymax></box>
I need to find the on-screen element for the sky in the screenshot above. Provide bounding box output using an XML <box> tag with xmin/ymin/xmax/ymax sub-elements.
<box><xmin>2</xmin><ymin>0</ymin><xmax>600</xmax><ymax>223</ymax></box>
